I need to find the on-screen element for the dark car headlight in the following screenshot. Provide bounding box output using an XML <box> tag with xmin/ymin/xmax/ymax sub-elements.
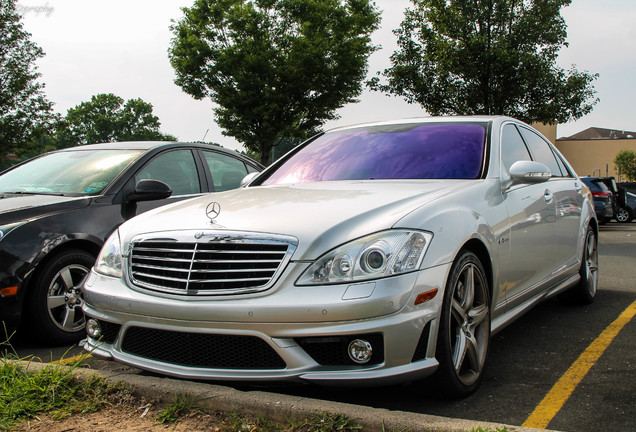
<box><xmin>297</xmin><ymin>230</ymin><xmax>432</xmax><ymax>286</ymax></box>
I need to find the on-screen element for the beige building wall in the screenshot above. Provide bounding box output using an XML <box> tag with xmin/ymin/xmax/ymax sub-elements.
<box><xmin>531</xmin><ymin>123</ymin><xmax>557</xmax><ymax>145</ymax></box>
<box><xmin>554</xmin><ymin>138</ymin><xmax>636</xmax><ymax>179</ymax></box>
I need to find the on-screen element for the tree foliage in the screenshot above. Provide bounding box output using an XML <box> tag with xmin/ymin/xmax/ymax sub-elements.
<box><xmin>0</xmin><ymin>0</ymin><xmax>58</xmax><ymax>157</ymax></box>
<box><xmin>371</xmin><ymin>0</ymin><xmax>598</xmax><ymax>124</ymax></box>
<box><xmin>56</xmin><ymin>93</ymin><xmax>176</xmax><ymax>147</ymax></box>
<box><xmin>169</xmin><ymin>0</ymin><xmax>380</xmax><ymax>164</ymax></box>
<box><xmin>614</xmin><ymin>149</ymin><xmax>636</xmax><ymax>182</ymax></box>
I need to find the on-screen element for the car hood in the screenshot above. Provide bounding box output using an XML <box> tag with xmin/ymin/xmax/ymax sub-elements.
<box><xmin>121</xmin><ymin>180</ymin><xmax>476</xmax><ymax>259</ymax></box>
<box><xmin>0</xmin><ymin>194</ymin><xmax>91</xmax><ymax>223</ymax></box>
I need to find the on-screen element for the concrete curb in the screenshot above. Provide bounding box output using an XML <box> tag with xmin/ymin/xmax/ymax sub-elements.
<box><xmin>17</xmin><ymin>360</ymin><xmax>560</xmax><ymax>432</ymax></box>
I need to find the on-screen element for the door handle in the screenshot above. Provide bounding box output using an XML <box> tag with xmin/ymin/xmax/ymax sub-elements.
<box><xmin>544</xmin><ymin>190</ymin><xmax>553</xmax><ymax>203</ymax></box>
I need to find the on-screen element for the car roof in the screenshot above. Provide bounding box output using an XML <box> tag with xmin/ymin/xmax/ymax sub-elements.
<box><xmin>325</xmin><ymin>115</ymin><xmax>516</xmax><ymax>133</ymax></box>
<box><xmin>57</xmin><ymin>141</ymin><xmax>226</xmax><ymax>153</ymax></box>
<box><xmin>50</xmin><ymin>141</ymin><xmax>262</xmax><ymax>167</ymax></box>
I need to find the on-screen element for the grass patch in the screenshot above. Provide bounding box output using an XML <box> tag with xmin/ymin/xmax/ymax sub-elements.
<box><xmin>217</xmin><ymin>411</ymin><xmax>362</xmax><ymax>432</ymax></box>
<box><xmin>219</xmin><ymin>412</ymin><xmax>285</xmax><ymax>431</ymax></box>
<box><xmin>156</xmin><ymin>392</ymin><xmax>206</xmax><ymax>424</ymax></box>
<box><xmin>0</xmin><ymin>336</ymin><xmax>132</xmax><ymax>430</ymax></box>
<box><xmin>296</xmin><ymin>412</ymin><xmax>363</xmax><ymax>431</ymax></box>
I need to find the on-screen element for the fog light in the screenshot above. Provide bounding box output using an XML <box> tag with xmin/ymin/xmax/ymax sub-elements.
<box><xmin>348</xmin><ymin>339</ymin><xmax>373</xmax><ymax>364</ymax></box>
<box><xmin>86</xmin><ymin>319</ymin><xmax>102</xmax><ymax>339</ymax></box>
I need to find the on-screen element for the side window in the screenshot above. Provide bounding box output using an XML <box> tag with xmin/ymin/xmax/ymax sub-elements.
<box><xmin>554</xmin><ymin>152</ymin><xmax>572</xmax><ymax>178</ymax></box>
<box><xmin>519</xmin><ymin>128</ymin><xmax>563</xmax><ymax>177</ymax></box>
<box><xmin>203</xmin><ymin>151</ymin><xmax>249</xmax><ymax>192</ymax></box>
<box><xmin>135</xmin><ymin>150</ymin><xmax>201</xmax><ymax>196</ymax></box>
<box><xmin>501</xmin><ymin>124</ymin><xmax>532</xmax><ymax>175</ymax></box>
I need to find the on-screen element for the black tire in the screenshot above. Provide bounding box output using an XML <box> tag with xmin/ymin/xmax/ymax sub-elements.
<box><xmin>26</xmin><ymin>249</ymin><xmax>95</xmax><ymax>345</ymax></box>
<box><xmin>560</xmin><ymin>226</ymin><xmax>598</xmax><ymax>305</ymax></box>
<box><xmin>434</xmin><ymin>251</ymin><xmax>491</xmax><ymax>398</ymax></box>
<box><xmin>615</xmin><ymin>207</ymin><xmax>633</xmax><ymax>223</ymax></box>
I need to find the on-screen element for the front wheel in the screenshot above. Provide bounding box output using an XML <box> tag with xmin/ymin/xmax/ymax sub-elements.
<box><xmin>434</xmin><ymin>251</ymin><xmax>491</xmax><ymax>398</ymax></box>
<box><xmin>26</xmin><ymin>250</ymin><xmax>95</xmax><ymax>345</ymax></box>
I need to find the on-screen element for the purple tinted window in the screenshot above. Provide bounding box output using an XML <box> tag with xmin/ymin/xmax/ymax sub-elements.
<box><xmin>262</xmin><ymin>123</ymin><xmax>486</xmax><ymax>185</ymax></box>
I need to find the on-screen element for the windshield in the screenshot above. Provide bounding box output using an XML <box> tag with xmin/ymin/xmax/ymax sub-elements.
<box><xmin>262</xmin><ymin>122</ymin><xmax>487</xmax><ymax>185</ymax></box>
<box><xmin>0</xmin><ymin>149</ymin><xmax>143</xmax><ymax>195</ymax></box>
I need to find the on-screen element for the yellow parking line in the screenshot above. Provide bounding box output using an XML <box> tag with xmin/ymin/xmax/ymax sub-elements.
<box><xmin>52</xmin><ymin>353</ymin><xmax>92</xmax><ymax>365</ymax></box>
<box><xmin>523</xmin><ymin>299</ymin><xmax>636</xmax><ymax>429</ymax></box>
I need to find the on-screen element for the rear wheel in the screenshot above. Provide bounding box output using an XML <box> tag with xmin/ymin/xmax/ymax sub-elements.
<box><xmin>560</xmin><ymin>226</ymin><xmax>598</xmax><ymax>304</ymax></box>
<box><xmin>27</xmin><ymin>250</ymin><xmax>95</xmax><ymax>345</ymax></box>
<box><xmin>615</xmin><ymin>207</ymin><xmax>633</xmax><ymax>223</ymax></box>
<box><xmin>434</xmin><ymin>251</ymin><xmax>491</xmax><ymax>398</ymax></box>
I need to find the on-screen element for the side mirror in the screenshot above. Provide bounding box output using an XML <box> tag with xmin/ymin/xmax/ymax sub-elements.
<box><xmin>129</xmin><ymin>179</ymin><xmax>172</xmax><ymax>203</ymax></box>
<box><xmin>240</xmin><ymin>172</ymin><xmax>260</xmax><ymax>188</ymax></box>
<box><xmin>503</xmin><ymin>161</ymin><xmax>551</xmax><ymax>190</ymax></box>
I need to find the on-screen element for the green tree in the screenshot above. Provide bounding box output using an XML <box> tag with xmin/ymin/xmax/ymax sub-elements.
<box><xmin>169</xmin><ymin>0</ymin><xmax>380</xmax><ymax>164</ymax></box>
<box><xmin>371</xmin><ymin>0</ymin><xmax>598</xmax><ymax>124</ymax></box>
<box><xmin>56</xmin><ymin>93</ymin><xmax>176</xmax><ymax>147</ymax></box>
<box><xmin>614</xmin><ymin>149</ymin><xmax>636</xmax><ymax>182</ymax></box>
<box><xmin>0</xmin><ymin>0</ymin><xmax>58</xmax><ymax>159</ymax></box>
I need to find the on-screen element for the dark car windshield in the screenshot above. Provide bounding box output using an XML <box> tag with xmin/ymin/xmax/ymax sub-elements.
<box><xmin>582</xmin><ymin>178</ymin><xmax>610</xmax><ymax>193</ymax></box>
<box><xmin>262</xmin><ymin>122</ymin><xmax>487</xmax><ymax>185</ymax></box>
<box><xmin>0</xmin><ymin>149</ymin><xmax>143</xmax><ymax>195</ymax></box>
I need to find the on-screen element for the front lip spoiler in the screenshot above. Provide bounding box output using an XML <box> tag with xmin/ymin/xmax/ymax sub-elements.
<box><xmin>83</xmin><ymin>337</ymin><xmax>439</xmax><ymax>386</ymax></box>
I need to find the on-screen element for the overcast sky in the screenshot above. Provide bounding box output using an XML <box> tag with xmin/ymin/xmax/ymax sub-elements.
<box><xmin>17</xmin><ymin>0</ymin><xmax>636</xmax><ymax>152</ymax></box>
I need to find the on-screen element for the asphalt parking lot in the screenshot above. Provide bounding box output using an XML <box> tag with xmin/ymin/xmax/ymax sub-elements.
<box><xmin>7</xmin><ymin>222</ymin><xmax>636</xmax><ymax>431</ymax></box>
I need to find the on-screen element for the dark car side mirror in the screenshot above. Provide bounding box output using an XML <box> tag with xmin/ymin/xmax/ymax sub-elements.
<box><xmin>129</xmin><ymin>179</ymin><xmax>172</xmax><ymax>203</ymax></box>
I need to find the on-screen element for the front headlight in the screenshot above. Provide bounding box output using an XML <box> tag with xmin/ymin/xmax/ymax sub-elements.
<box><xmin>0</xmin><ymin>222</ymin><xmax>26</xmax><ymax>241</ymax></box>
<box><xmin>95</xmin><ymin>230</ymin><xmax>123</xmax><ymax>278</ymax></box>
<box><xmin>297</xmin><ymin>230</ymin><xmax>433</xmax><ymax>286</ymax></box>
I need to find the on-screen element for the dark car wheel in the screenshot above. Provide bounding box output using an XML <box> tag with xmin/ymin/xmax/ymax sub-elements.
<box><xmin>615</xmin><ymin>207</ymin><xmax>633</xmax><ymax>223</ymax></box>
<box><xmin>434</xmin><ymin>250</ymin><xmax>491</xmax><ymax>398</ymax></box>
<box><xmin>560</xmin><ymin>226</ymin><xmax>598</xmax><ymax>305</ymax></box>
<box><xmin>27</xmin><ymin>250</ymin><xmax>95</xmax><ymax>345</ymax></box>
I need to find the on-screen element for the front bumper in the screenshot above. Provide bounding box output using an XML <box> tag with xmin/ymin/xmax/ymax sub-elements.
<box><xmin>0</xmin><ymin>295</ymin><xmax>22</xmax><ymax>334</ymax></box>
<box><xmin>82</xmin><ymin>262</ymin><xmax>450</xmax><ymax>386</ymax></box>
<box><xmin>0</xmin><ymin>268</ymin><xmax>29</xmax><ymax>334</ymax></box>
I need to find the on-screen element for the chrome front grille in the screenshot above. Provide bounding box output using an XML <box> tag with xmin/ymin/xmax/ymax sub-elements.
<box><xmin>128</xmin><ymin>232</ymin><xmax>297</xmax><ymax>295</ymax></box>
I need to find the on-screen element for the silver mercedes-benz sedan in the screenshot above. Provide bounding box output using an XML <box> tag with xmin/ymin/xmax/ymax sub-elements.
<box><xmin>82</xmin><ymin>116</ymin><xmax>598</xmax><ymax>397</ymax></box>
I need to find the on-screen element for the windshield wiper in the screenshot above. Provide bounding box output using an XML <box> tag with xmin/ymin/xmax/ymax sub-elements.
<box><xmin>1</xmin><ymin>191</ymin><xmax>65</xmax><ymax>196</ymax></box>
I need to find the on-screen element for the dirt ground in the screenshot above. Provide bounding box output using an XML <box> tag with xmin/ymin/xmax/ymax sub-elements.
<box><xmin>16</xmin><ymin>406</ymin><xmax>224</xmax><ymax>432</ymax></box>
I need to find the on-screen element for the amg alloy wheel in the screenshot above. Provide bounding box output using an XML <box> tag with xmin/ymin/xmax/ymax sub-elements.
<box><xmin>560</xmin><ymin>225</ymin><xmax>598</xmax><ymax>305</ymax></box>
<box><xmin>435</xmin><ymin>251</ymin><xmax>491</xmax><ymax>397</ymax></box>
<box><xmin>577</xmin><ymin>226</ymin><xmax>599</xmax><ymax>303</ymax></box>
